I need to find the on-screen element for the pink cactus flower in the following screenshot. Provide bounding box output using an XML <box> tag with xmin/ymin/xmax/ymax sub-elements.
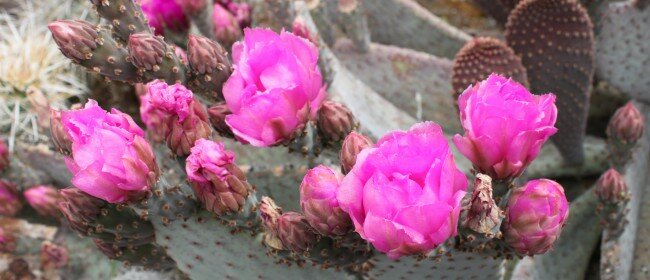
<box><xmin>140</xmin><ymin>0</ymin><xmax>190</xmax><ymax>36</ymax></box>
<box><xmin>453</xmin><ymin>74</ymin><xmax>557</xmax><ymax>181</ymax></box>
<box><xmin>223</xmin><ymin>28</ymin><xmax>325</xmax><ymax>146</ymax></box>
<box><xmin>185</xmin><ymin>139</ymin><xmax>251</xmax><ymax>215</ymax></box>
<box><xmin>337</xmin><ymin>122</ymin><xmax>468</xmax><ymax>259</ymax></box>
<box><xmin>0</xmin><ymin>138</ymin><xmax>8</xmax><ymax>172</ymax></box>
<box><xmin>0</xmin><ymin>180</ymin><xmax>22</xmax><ymax>216</ymax></box>
<box><xmin>300</xmin><ymin>165</ymin><xmax>352</xmax><ymax>236</ymax></box>
<box><xmin>61</xmin><ymin>100</ymin><xmax>158</xmax><ymax>203</ymax></box>
<box><xmin>226</xmin><ymin>2</ymin><xmax>251</xmax><ymax>28</ymax></box>
<box><xmin>502</xmin><ymin>179</ymin><xmax>569</xmax><ymax>256</ymax></box>
<box><xmin>24</xmin><ymin>186</ymin><xmax>62</xmax><ymax>219</ymax></box>
<box><xmin>213</xmin><ymin>3</ymin><xmax>242</xmax><ymax>47</ymax></box>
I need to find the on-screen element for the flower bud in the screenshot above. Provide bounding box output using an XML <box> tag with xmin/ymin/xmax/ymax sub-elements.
<box><xmin>0</xmin><ymin>138</ymin><xmax>8</xmax><ymax>172</ymax></box>
<box><xmin>607</xmin><ymin>102</ymin><xmax>644</xmax><ymax>144</ymax></box>
<box><xmin>461</xmin><ymin>174</ymin><xmax>503</xmax><ymax>235</ymax></box>
<box><xmin>317</xmin><ymin>101</ymin><xmax>356</xmax><ymax>143</ymax></box>
<box><xmin>300</xmin><ymin>166</ymin><xmax>351</xmax><ymax>236</ymax></box>
<box><xmin>0</xmin><ymin>180</ymin><xmax>22</xmax><ymax>216</ymax></box>
<box><xmin>259</xmin><ymin>197</ymin><xmax>283</xmax><ymax>250</ymax></box>
<box><xmin>277</xmin><ymin>212</ymin><xmax>318</xmax><ymax>252</ymax></box>
<box><xmin>207</xmin><ymin>102</ymin><xmax>235</xmax><ymax>138</ymax></box>
<box><xmin>213</xmin><ymin>3</ymin><xmax>242</xmax><ymax>47</ymax></box>
<box><xmin>292</xmin><ymin>18</ymin><xmax>318</xmax><ymax>46</ymax></box>
<box><xmin>226</xmin><ymin>2</ymin><xmax>251</xmax><ymax>28</ymax></box>
<box><xmin>596</xmin><ymin>168</ymin><xmax>629</xmax><ymax>205</ymax></box>
<box><xmin>140</xmin><ymin>0</ymin><xmax>190</xmax><ymax>36</ymax></box>
<box><xmin>187</xmin><ymin>35</ymin><xmax>232</xmax><ymax>100</ymax></box>
<box><xmin>62</xmin><ymin>100</ymin><xmax>158</xmax><ymax>203</ymax></box>
<box><xmin>339</xmin><ymin>131</ymin><xmax>373</xmax><ymax>174</ymax></box>
<box><xmin>49</xmin><ymin>109</ymin><xmax>72</xmax><ymax>155</ymax></box>
<box><xmin>24</xmin><ymin>186</ymin><xmax>62</xmax><ymax>219</ymax></box>
<box><xmin>0</xmin><ymin>227</ymin><xmax>16</xmax><ymax>253</ymax></box>
<box><xmin>40</xmin><ymin>241</ymin><xmax>69</xmax><ymax>269</ymax></box>
<box><xmin>185</xmin><ymin>139</ymin><xmax>251</xmax><ymax>215</ymax></box>
<box><xmin>502</xmin><ymin>179</ymin><xmax>569</xmax><ymax>256</ymax></box>
<box><xmin>58</xmin><ymin>188</ymin><xmax>104</xmax><ymax>235</ymax></box>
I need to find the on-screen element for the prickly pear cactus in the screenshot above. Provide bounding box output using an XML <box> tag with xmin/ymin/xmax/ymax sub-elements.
<box><xmin>595</xmin><ymin>0</ymin><xmax>650</xmax><ymax>103</ymax></box>
<box><xmin>506</xmin><ymin>0</ymin><xmax>595</xmax><ymax>165</ymax></box>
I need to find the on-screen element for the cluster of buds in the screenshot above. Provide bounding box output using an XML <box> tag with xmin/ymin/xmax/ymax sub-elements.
<box><xmin>606</xmin><ymin>102</ymin><xmax>645</xmax><ymax>166</ymax></box>
<box><xmin>185</xmin><ymin>139</ymin><xmax>252</xmax><ymax>215</ymax></box>
<box><xmin>140</xmin><ymin>80</ymin><xmax>212</xmax><ymax>156</ymax></box>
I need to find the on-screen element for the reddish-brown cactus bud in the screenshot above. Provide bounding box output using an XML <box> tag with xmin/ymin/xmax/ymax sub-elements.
<box><xmin>461</xmin><ymin>174</ymin><xmax>504</xmax><ymax>235</ymax></box>
<box><xmin>0</xmin><ymin>180</ymin><xmax>22</xmax><ymax>216</ymax></box>
<box><xmin>187</xmin><ymin>35</ymin><xmax>233</xmax><ymax>101</ymax></box>
<box><xmin>596</xmin><ymin>168</ymin><xmax>629</xmax><ymax>205</ymax></box>
<box><xmin>452</xmin><ymin>37</ymin><xmax>529</xmax><ymax>99</ymax></box>
<box><xmin>49</xmin><ymin>109</ymin><xmax>72</xmax><ymax>155</ymax></box>
<box><xmin>24</xmin><ymin>186</ymin><xmax>62</xmax><ymax>219</ymax></box>
<box><xmin>607</xmin><ymin>102</ymin><xmax>644</xmax><ymax>144</ymax></box>
<box><xmin>48</xmin><ymin>20</ymin><xmax>97</xmax><ymax>63</ymax></box>
<box><xmin>166</xmin><ymin>101</ymin><xmax>213</xmax><ymax>157</ymax></box>
<box><xmin>277</xmin><ymin>212</ymin><xmax>318</xmax><ymax>252</ymax></box>
<box><xmin>259</xmin><ymin>197</ymin><xmax>283</xmax><ymax>250</ymax></box>
<box><xmin>317</xmin><ymin>101</ymin><xmax>356</xmax><ymax>143</ymax></box>
<box><xmin>339</xmin><ymin>131</ymin><xmax>373</xmax><ymax>174</ymax></box>
<box><xmin>207</xmin><ymin>102</ymin><xmax>235</xmax><ymax>138</ymax></box>
<box><xmin>0</xmin><ymin>138</ymin><xmax>8</xmax><ymax>172</ymax></box>
<box><xmin>58</xmin><ymin>188</ymin><xmax>104</xmax><ymax>234</ymax></box>
<box><xmin>40</xmin><ymin>241</ymin><xmax>69</xmax><ymax>270</ymax></box>
<box><xmin>128</xmin><ymin>33</ymin><xmax>166</xmax><ymax>71</ymax></box>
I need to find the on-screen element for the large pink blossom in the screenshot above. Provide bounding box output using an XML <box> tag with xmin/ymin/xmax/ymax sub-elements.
<box><xmin>453</xmin><ymin>74</ymin><xmax>557</xmax><ymax>181</ymax></box>
<box><xmin>337</xmin><ymin>122</ymin><xmax>468</xmax><ymax>259</ymax></box>
<box><xmin>140</xmin><ymin>0</ymin><xmax>190</xmax><ymax>36</ymax></box>
<box><xmin>62</xmin><ymin>100</ymin><xmax>158</xmax><ymax>203</ymax></box>
<box><xmin>502</xmin><ymin>179</ymin><xmax>569</xmax><ymax>255</ymax></box>
<box><xmin>223</xmin><ymin>28</ymin><xmax>325</xmax><ymax>147</ymax></box>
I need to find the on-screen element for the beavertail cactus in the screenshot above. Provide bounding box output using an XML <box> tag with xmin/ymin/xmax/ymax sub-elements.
<box><xmin>24</xmin><ymin>185</ymin><xmax>62</xmax><ymax>219</ymax></box>
<box><xmin>0</xmin><ymin>180</ymin><xmax>22</xmax><ymax>216</ymax></box>
<box><xmin>452</xmin><ymin>37</ymin><xmax>528</xmax><ymax>99</ymax></box>
<box><xmin>316</xmin><ymin>100</ymin><xmax>356</xmax><ymax>144</ymax></box>
<box><xmin>185</xmin><ymin>139</ymin><xmax>252</xmax><ymax>215</ymax></box>
<box><xmin>339</xmin><ymin>131</ymin><xmax>373</xmax><ymax>175</ymax></box>
<box><xmin>299</xmin><ymin>165</ymin><xmax>352</xmax><ymax>236</ymax></box>
<box><xmin>453</xmin><ymin>74</ymin><xmax>558</xmax><ymax>181</ymax></box>
<box><xmin>223</xmin><ymin>28</ymin><xmax>324</xmax><ymax>147</ymax></box>
<box><xmin>337</xmin><ymin>122</ymin><xmax>467</xmax><ymax>259</ymax></box>
<box><xmin>0</xmin><ymin>138</ymin><xmax>8</xmax><ymax>172</ymax></box>
<box><xmin>61</xmin><ymin>100</ymin><xmax>158</xmax><ymax>203</ymax></box>
<box><xmin>502</xmin><ymin>179</ymin><xmax>569</xmax><ymax>256</ymax></box>
<box><xmin>505</xmin><ymin>0</ymin><xmax>595</xmax><ymax>165</ymax></box>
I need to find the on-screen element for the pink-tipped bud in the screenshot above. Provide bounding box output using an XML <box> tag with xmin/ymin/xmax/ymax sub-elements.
<box><xmin>58</xmin><ymin>188</ymin><xmax>104</xmax><ymax>235</ymax></box>
<box><xmin>24</xmin><ymin>186</ymin><xmax>62</xmax><ymax>219</ymax></box>
<box><xmin>140</xmin><ymin>0</ymin><xmax>190</xmax><ymax>36</ymax></box>
<box><xmin>0</xmin><ymin>138</ymin><xmax>8</xmax><ymax>172</ymax></box>
<box><xmin>277</xmin><ymin>212</ymin><xmax>318</xmax><ymax>252</ymax></box>
<box><xmin>502</xmin><ymin>179</ymin><xmax>569</xmax><ymax>256</ymax></box>
<box><xmin>0</xmin><ymin>227</ymin><xmax>16</xmax><ymax>253</ymax></box>
<box><xmin>128</xmin><ymin>33</ymin><xmax>165</xmax><ymax>71</ymax></box>
<box><xmin>40</xmin><ymin>241</ymin><xmax>69</xmax><ymax>270</ymax></box>
<box><xmin>187</xmin><ymin>35</ymin><xmax>232</xmax><ymax>100</ymax></box>
<box><xmin>596</xmin><ymin>168</ymin><xmax>629</xmax><ymax>205</ymax></box>
<box><xmin>49</xmin><ymin>109</ymin><xmax>72</xmax><ymax>155</ymax></box>
<box><xmin>48</xmin><ymin>20</ymin><xmax>98</xmax><ymax>63</ymax></box>
<box><xmin>292</xmin><ymin>18</ymin><xmax>318</xmax><ymax>46</ymax></box>
<box><xmin>259</xmin><ymin>196</ymin><xmax>283</xmax><ymax>250</ymax></box>
<box><xmin>317</xmin><ymin>101</ymin><xmax>356</xmax><ymax>143</ymax></box>
<box><xmin>185</xmin><ymin>139</ymin><xmax>251</xmax><ymax>215</ymax></box>
<box><xmin>207</xmin><ymin>102</ymin><xmax>234</xmax><ymax>138</ymax></box>
<box><xmin>461</xmin><ymin>174</ymin><xmax>503</xmax><ymax>235</ymax></box>
<box><xmin>226</xmin><ymin>2</ymin><xmax>251</xmax><ymax>28</ymax></box>
<box><xmin>607</xmin><ymin>102</ymin><xmax>644</xmax><ymax>144</ymax></box>
<box><xmin>213</xmin><ymin>3</ymin><xmax>242</xmax><ymax>47</ymax></box>
<box><xmin>0</xmin><ymin>180</ymin><xmax>22</xmax><ymax>216</ymax></box>
<box><xmin>300</xmin><ymin>165</ymin><xmax>351</xmax><ymax>236</ymax></box>
<box><xmin>339</xmin><ymin>131</ymin><xmax>373</xmax><ymax>174</ymax></box>
<box><xmin>146</xmin><ymin>80</ymin><xmax>212</xmax><ymax>156</ymax></box>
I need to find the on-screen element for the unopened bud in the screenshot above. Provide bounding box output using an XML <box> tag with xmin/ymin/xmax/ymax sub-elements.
<box><xmin>259</xmin><ymin>197</ymin><xmax>283</xmax><ymax>250</ymax></box>
<box><xmin>292</xmin><ymin>18</ymin><xmax>318</xmax><ymax>46</ymax></box>
<box><xmin>207</xmin><ymin>102</ymin><xmax>234</xmax><ymax>138</ymax></box>
<box><xmin>317</xmin><ymin>101</ymin><xmax>356</xmax><ymax>143</ymax></box>
<box><xmin>277</xmin><ymin>212</ymin><xmax>318</xmax><ymax>252</ymax></box>
<box><xmin>300</xmin><ymin>165</ymin><xmax>351</xmax><ymax>236</ymax></box>
<box><xmin>461</xmin><ymin>174</ymin><xmax>503</xmax><ymax>235</ymax></box>
<box><xmin>48</xmin><ymin>20</ymin><xmax>98</xmax><ymax>63</ymax></box>
<box><xmin>128</xmin><ymin>32</ymin><xmax>166</xmax><ymax>71</ymax></box>
<box><xmin>607</xmin><ymin>102</ymin><xmax>644</xmax><ymax>144</ymax></box>
<box><xmin>596</xmin><ymin>168</ymin><xmax>629</xmax><ymax>205</ymax></box>
<box><xmin>50</xmin><ymin>109</ymin><xmax>73</xmax><ymax>155</ymax></box>
<box><xmin>24</xmin><ymin>186</ymin><xmax>62</xmax><ymax>219</ymax></box>
<box><xmin>213</xmin><ymin>3</ymin><xmax>242</xmax><ymax>47</ymax></box>
<box><xmin>0</xmin><ymin>180</ymin><xmax>22</xmax><ymax>216</ymax></box>
<box><xmin>339</xmin><ymin>131</ymin><xmax>373</xmax><ymax>174</ymax></box>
